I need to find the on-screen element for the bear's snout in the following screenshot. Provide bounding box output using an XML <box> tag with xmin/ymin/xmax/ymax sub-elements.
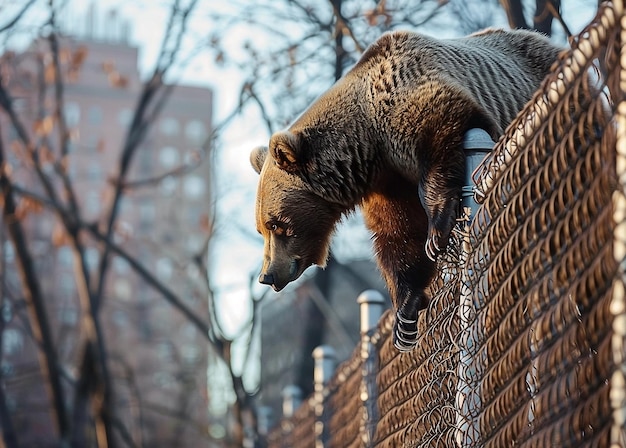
<box><xmin>259</xmin><ymin>273</ymin><xmax>275</xmax><ymax>286</ymax></box>
<box><xmin>258</xmin><ymin>271</ymin><xmax>286</xmax><ymax>292</ymax></box>
<box><xmin>258</xmin><ymin>259</ymin><xmax>301</xmax><ymax>292</ymax></box>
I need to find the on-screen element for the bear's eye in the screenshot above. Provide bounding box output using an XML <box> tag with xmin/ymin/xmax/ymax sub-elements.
<box><xmin>267</xmin><ymin>222</ymin><xmax>283</xmax><ymax>235</ymax></box>
<box><xmin>266</xmin><ymin>221</ymin><xmax>294</xmax><ymax>237</ymax></box>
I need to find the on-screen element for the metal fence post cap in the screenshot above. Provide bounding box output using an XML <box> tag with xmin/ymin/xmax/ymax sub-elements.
<box><xmin>358</xmin><ymin>290</ymin><xmax>386</xmax><ymax>333</ymax></box>
<box><xmin>312</xmin><ymin>345</ymin><xmax>336</xmax><ymax>360</ymax></box>
<box><xmin>463</xmin><ymin>128</ymin><xmax>496</xmax><ymax>150</ymax></box>
<box><xmin>282</xmin><ymin>384</ymin><xmax>303</xmax><ymax>398</ymax></box>
<box><xmin>357</xmin><ymin>289</ymin><xmax>386</xmax><ymax>305</ymax></box>
<box><xmin>282</xmin><ymin>385</ymin><xmax>303</xmax><ymax>417</ymax></box>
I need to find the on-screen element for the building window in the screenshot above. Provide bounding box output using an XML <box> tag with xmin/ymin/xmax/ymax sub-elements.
<box><xmin>156</xmin><ymin>258</ymin><xmax>173</xmax><ymax>280</ymax></box>
<box><xmin>185</xmin><ymin>120</ymin><xmax>207</xmax><ymax>144</ymax></box>
<box><xmin>59</xmin><ymin>273</ymin><xmax>75</xmax><ymax>296</ymax></box>
<box><xmin>112</xmin><ymin>309</ymin><xmax>128</xmax><ymax>327</ymax></box>
<box><xmin>160</xmin><ymin>117</ymin><xmax>180</xmax><ymax>136</ymax></box>
<box><xmin>85</xmin><ymin>247</ymin><xmax>99</xmax><ymax>271</ymax></box>
<box><xmin>139</xmin><ymin>319</ymin><xmax>152</xmax><ymax>340</ymax></box>
<box><xmin>85</xmin><ymin>191</ymin><xmax>100</xmax><ymax>216</ymax></box>
<box><xmin>186</xmin><ymin>263</ymin><xmax>201</xmax><ymax>281</ymax></box>
<box><xmin>183</xmin><ymin>150</ymin><xmax>201</xmax><ymax>166</ymax></box>
<box><xmin>157</xmin><ymin>342</ymin><xmax>173</xmax><ymax>361</ymax></box>
<box><xmin>138</xmin><ymin>147</ymin><xmax>152</xmax><ymax>175</ymax></box>
<box><xmin>152</xmin><ymin>371</ymin><xmax>175</xmax><ymax>389</ymax></box>
<box><xmin>3</xmin><ymin>241</ymin><xmax>14</xmax><ymax>263</ymax></box>
<box><xmin>2</xmin><ymin>328</ymin><xmax>23</xmax><ymax>355</ymax></box>
<box><xmin>1</xmin><ymin>302</ymin><xmax>12</xmax><ymax>323</ymax></box>
<box><xmin>118</xmin><ymin>108</ymin><xmax>133</xmax><ymax>127</ymax></box>
<box><xmin>113</xmin><ymin>256</ymin><xmax>130</xmax><ymax>274</ymax></box>
<box><xmin>88</xmin><ymin>106</ymin><xmax>103</xmax><ymax>125</ymax></box>
<box><xmin>139</xmin><ymin>202</ymin><xmax>155</xmax><ymax>229</ymax></box>
<box><xmin>68</xmin><ymin>158</ymin><xmax>78</xmax><ymax>178</ymax></box>
<box><xmin>58</xmin><ymin>307</ymin><xmax>78</xmax><ymax>325</ymax></box>
<box><xmin>57</xmin><ymin>246</ymin><xmax>73</xmax><ymax>268</ymax></box>
<box><xmin>159</xmin><ymin>146</ymin><xmax>180</xmax><ymax>168</ymax></box>
<box><xmin>185</xmin><ymin>234</ymin><xmax>204</xmax><ymax>253</ymax></box>
<box><xmin>87</xmin><ymin>162</ymin><xmax>103</xmax><ymax>181</ymax></box>
<box><xmin>182</xmin><ymin>344</ymin><xmax>200</xmax><ymax>365</ymax></box>
<box><xmin>86</xmin><ymin>135</ymin><xmax>99</xmax><ymax>153</ymax></box>
<box><xmin>186</xmin><ymin>207</ymin><xmax>201</xmax><ymax>225</ymax></box>
<box><xmin>64</xmin><ymin>102</ymin><xmax>80</xmax><ymax>126</ymax></box>
<box><xmin>183</xmin><ymin>175</ymin><xmax>206</xmax><ymax>199</ymax></box>
<box><xmin>160</xmin><ymin>176</ymin><xmax>178</xmax><ymax>196</ymax></box>
<box><xmin>114</xmin><ymin>279</ymin><xmax>131</xmax><ymax>301</ymax></box>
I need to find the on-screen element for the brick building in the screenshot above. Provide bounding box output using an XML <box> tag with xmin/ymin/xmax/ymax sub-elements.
<box><xmin>0</xmin><ymin>33</ymin><xmax>214</xmax><ymax>446</ymax></box>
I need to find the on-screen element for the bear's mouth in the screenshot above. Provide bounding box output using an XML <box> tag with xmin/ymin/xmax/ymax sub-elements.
<box><xmin>288</xmin><ymin>259</ymin><xmax>300</xmax><ymax>279</ymax></box>
<box><xmin>266</xmin><ymin>259</ymin><xmax>301</xmax><ymax>292</ymax></box>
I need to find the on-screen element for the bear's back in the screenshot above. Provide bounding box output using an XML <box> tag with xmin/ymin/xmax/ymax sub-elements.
<box><xmin>353</xmin><ymin>29</ymin><xmax>563</xmax><ymax>134</ymax></box>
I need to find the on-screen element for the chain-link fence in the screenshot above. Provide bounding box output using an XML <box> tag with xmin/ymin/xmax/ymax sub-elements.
<box><xmin>265</xmin><ymin>2</ymin><xmax>626</xmax><ymax>446</ymax></box>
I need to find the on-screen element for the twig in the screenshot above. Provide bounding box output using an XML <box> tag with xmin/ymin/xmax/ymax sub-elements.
<box><xmin>0</xmin><ymin>0</ymin><xmax>37</xmax><ymax>33</ymax></box>
<box><xmin>0</xmin><ymin>121</ymin><xmax>70</xmax><ymax>443</ymax></box>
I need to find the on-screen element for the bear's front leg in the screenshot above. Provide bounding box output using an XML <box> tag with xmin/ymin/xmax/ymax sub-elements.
<box><xmin>421</xmin><ymin>192</ymin><xmax>460</xmax><ymax>262</ymax></box>
<box><xmin>418</xmin><ymin>146</ymin><xmax>465</xmax><ymax>261</ymax></box>
<box><xmin>362</xmin><ymin>182</ymin><xmax>438</xmax><ymax>352</ymax></box>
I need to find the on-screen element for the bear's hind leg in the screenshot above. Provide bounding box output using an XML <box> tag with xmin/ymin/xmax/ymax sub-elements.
<box><xmin>394</xmin><ymin>290</ymin><xmax>429</xmax><ymax>351</ymax></box>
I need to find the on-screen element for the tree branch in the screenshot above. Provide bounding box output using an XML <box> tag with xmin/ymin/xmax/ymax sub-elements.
<box><xmin>0</xmin><ymin>121</ymin><xmax>70</xmax><ymax>443</ymax></box>
<box><xmin>498</xmin><ymin>0</ymin><xmax>530</xmax><ymax>29</ymax></box>
<box><xmin>0</xmin><ymin>0</ymin><xmax>37</xmax><ymax>33</ymax></box>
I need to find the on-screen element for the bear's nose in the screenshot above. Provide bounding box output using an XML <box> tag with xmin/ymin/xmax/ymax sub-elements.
<box><xmin>259</xmin><ymin>273</ymin><xmax>275</xmax><ymax>286</ymax></box>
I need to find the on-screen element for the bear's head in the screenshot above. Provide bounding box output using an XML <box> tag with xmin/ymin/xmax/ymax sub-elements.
<box><xmin>250</xmin><ymin>131</ymin><xmax>344</xmax><ymax>291</ymax></box>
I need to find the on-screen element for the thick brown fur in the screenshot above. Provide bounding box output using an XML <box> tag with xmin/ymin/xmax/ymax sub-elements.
<box><xmin>251</xmin><ymin>29</ymin><xmax>563</xmax><ymax>351</ymax></box>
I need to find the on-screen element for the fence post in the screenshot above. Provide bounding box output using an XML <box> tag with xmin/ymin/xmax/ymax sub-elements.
<box><xmin>456</xmin><ymin>128</ymin><xmax>495</xmax><ymax>446</ymax></box>
<box><xmin>357</xmin><ymin>289</ymin><xmax>385</xmax><ymax>447</ymax></box>
<box><xmin>313</xmin><ymin>345</ymin><xmax>336</xmax><ymax>448</ymax></box>
<box><xmin>282</xmin><ymin>385</ymin><xmax>302</xmax><ymax>418</ymax></box>
<box><xmin>257</xmin><ymin>405</ymin><xmax>273</xmax><ymax>437</ymax></box>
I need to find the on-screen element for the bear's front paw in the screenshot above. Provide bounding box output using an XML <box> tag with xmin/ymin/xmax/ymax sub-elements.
<box><xmin>425</xmin><ymin>231</ymin><xmax>442</xmax><ymax>262</ymax></box>
<box><xmin>393</xmin><ymin>310</ymin><xmax>419</xmax><ymax>352</ymax></box>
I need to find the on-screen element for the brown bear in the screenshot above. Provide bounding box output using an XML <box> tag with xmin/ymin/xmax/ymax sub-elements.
<box><xmin>250</xmin><ymin>29</ymin><xmax>562</xmax><ymax>351</ymax></box>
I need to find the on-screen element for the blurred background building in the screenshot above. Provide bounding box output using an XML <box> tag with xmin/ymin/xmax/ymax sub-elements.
<box><xmin>257</xmin><ymin>256</ymin><xmax>389</xmax><ymax>424</ymax></box>
<box><xmin>0</xmin><ymin>17</ymin><xmax>214</xmax><ymax>446</ymax></box>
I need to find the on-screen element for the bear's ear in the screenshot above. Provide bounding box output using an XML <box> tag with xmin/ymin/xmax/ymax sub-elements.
<box><xmin>269</xmin><ymin>131</ymin><xmax>302</xmax><ymax>173</ymax></box>
<box><xmin>250</xmin><ymin>146</ymin><xmax>268</xmax><ymax>174</ymax></box>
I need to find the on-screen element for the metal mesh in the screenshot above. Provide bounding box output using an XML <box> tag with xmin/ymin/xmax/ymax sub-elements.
<box><xmin>266</xmin><ymin>396</ymin><xmax>316</xmax><ymax>448</ymax></box>
<box><xmin>374</xmin><ymin>240</ymin><xmax>463</xmax><ymax>448</ymax></box>
<box><xmin>326</xmin><ymin>350</ymin><xmax>363</xmax><ymax>447</ymax></box>
<box><xmin>462</xmin><ymin>2</ymin><xmax>622</xmax><ymax>446</ymax></box>
<box><xmin>265</xmin><ymin>2</ymin><xmax>626</xmax><ymax>446</ymax></box>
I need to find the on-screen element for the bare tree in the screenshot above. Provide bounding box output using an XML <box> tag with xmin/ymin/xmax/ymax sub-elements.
<box><xmin>498</xmin><ymin>0</ymin><xmax>574</xmax><ymax>36</ymax></box>
<box><xmin>206</xmin><ymin>0</ymin><xmax>449</xmax><ymax>134</ymax></box>
<box><xmin>0</xmin><ymin>0</ymin><xmax>263</xmax><ymax>446</ymax></box>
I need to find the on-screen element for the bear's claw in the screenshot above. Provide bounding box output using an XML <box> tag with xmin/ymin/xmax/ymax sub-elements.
<box><xmin>393</xmin><ymin>310</ymin><xmax>418</xmax><ymax>352</ymax></box>
<box><xmin>425</xmin><ymin>234</ymin><xmax>440</xmax><ymax>262</ymax></box>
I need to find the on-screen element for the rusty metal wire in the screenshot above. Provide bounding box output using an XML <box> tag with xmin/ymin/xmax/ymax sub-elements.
<box><xmin>374</xmin><ymin>235</ymin><xmax>463</xmax><ymax>448</ymax></box>
<box><xmin>265</xmin><ymin>2</ymin><xmax>626</xmax><ymax>447</ymax></box>
<box><xmin>464</xmin><ymin>2</ymin><xmax>622</xmax><ymax>446</ymax></box>
<box><xmin>326</xmin><ymin>348</ymin><xmax>363</xmax><ymax>447</ymax></box>
<box><xmin>266</xmin><ymin>395</ymin><xmax>316</xmax><ymax>448</ymax></box>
